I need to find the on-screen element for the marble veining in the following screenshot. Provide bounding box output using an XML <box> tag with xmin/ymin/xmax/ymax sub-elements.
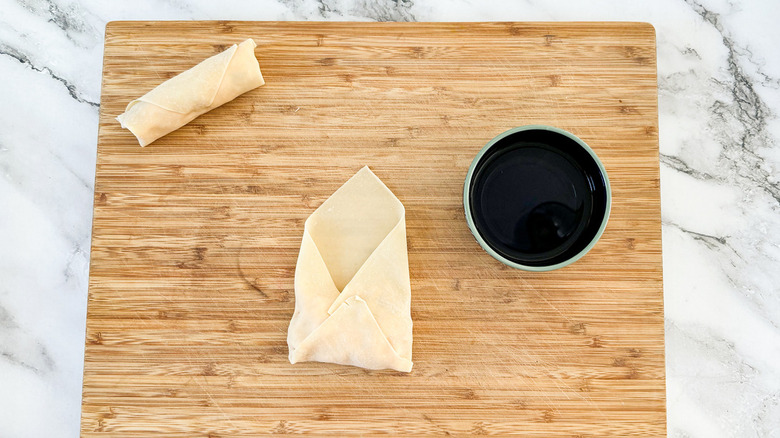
<box><xmin>1</xmin><ymin>0</ymin><xmax>779</xmax><ymax>436</ymax></box>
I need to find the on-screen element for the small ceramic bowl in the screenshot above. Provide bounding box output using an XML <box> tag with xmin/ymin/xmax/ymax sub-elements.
<box><xmin>463</xmin><ymin>125</ymin><xmax>611</xmax><ymax>271</ymax></box>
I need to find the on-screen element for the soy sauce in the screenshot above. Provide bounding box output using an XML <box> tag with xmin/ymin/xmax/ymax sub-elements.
<box><xmin>468</xmin><ymin>129</ymin><xmax>608</xmax><ymax>267</ymax></box>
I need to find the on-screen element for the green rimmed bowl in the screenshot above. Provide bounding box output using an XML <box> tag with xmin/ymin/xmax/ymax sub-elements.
<box><xmin>463</xmin><ymin>125</ymin><xmax>611</xmax><ymax>271</ymax></box>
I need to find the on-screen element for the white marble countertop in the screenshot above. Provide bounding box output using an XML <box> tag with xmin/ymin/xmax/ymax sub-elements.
<box><xmin>1</xmin><ymin>1</ymin><xmax>778</xmax><ymax>436</ymax></box>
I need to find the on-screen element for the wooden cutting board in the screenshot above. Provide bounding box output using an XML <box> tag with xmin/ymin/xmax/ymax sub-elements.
<box><xmin>83</xmin><ymin>21</ymin><xmax>664</xmax><ymax>436</ymax></box>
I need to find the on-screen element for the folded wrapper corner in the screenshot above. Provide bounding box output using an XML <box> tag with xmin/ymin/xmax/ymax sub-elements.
<box><xmin>116</xmin><ymin>38</ymin><xmax>265</xmax><ymax>147</ymax></box>
<box><xmin>287</xmin><ymin>167</ymin><xmax>413</xmax><ymax>372</ymax></box>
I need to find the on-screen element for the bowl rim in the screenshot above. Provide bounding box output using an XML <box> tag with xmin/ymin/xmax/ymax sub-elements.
<box><xmin>463</xmin><ymin>125</ymin><xmax>612</xmax><ymax>272</ymax></box>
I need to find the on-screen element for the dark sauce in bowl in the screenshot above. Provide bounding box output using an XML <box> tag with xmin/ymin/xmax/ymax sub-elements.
<box><xmin>467</xmin><ymin>128</ymin><xmax>609</xmax><ymax>268</ymax></box>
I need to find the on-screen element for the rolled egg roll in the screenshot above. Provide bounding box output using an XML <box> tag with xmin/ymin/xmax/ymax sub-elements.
<box><xmin>117</xmin><ymin>38</ymin><xmax>265</xmax><ymax>147</ymax></box>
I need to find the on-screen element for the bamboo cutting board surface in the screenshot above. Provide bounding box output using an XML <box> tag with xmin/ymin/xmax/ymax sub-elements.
<box><xmin>83</xmin><ymin>21</ymin><xmax>664</xmax><ymax>436</ymax></box>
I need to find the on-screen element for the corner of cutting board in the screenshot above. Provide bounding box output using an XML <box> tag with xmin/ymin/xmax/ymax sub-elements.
<box><xmin>104</xmin><ymin>20</ymin><xmax>123</xmax><ymax>35</ymax></box>
<box><xmin>621</xmin><ymin>21</ymin><xmax>656</xmax><ymax>41</ymax></box>
<box><xmin>104</xmin><ymin>21</ymin><xmax>141</xmax><ymax>40</ymax></box>
<box><xmin>104</xmin><ymin>20</ymin><xmax>169</xmax><ymax>38</ymax></box>
<box><xmin>626</xmin><ymin>21</ymin><xmax>657</xmax><ymax>38</ymax></box>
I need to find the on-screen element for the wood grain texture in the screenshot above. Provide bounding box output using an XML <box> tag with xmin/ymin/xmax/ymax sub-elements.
<box><xmin>83</xmin><ymin>21</ymin><xmax>664</xmax><ymax>436</ymax></box>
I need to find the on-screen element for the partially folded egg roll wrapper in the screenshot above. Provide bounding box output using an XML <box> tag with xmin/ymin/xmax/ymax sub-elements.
<box><xmin>287</xmin><ymin>167</ymin><xmax>414</xmax><ymax>372</ymax></box>
<box><xmin>116</xmin><ymin>38</ymin><xmax>265</xmax><ymax>147</ymax></box>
